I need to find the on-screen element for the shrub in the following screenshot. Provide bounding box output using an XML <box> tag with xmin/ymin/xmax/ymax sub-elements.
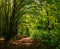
<box><xmin>30</xmin><ymin>29</ymin><xmax>60</xmax><ymax>49</ymax></box>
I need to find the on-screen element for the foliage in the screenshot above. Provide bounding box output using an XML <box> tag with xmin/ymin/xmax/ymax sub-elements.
<box><xmin>0</xmin><ymin>0</ymin><xmax>35</xmax><ymax>41</ymax></box>
<box><xmin>18</xmin><ymin>0</ymin><xmax>60</xmax><ymax>49</ymax></box>
<box><xmin>0</xmin><ymin>0</ymin><xmax>60</xmax><ymax>49</ymax></box>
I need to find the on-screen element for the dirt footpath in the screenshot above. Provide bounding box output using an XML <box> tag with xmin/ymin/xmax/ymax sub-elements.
<box><xmin>0</xmin><ymin>37</ymin><xmax>40</xmax><ymax>49</ymax></box>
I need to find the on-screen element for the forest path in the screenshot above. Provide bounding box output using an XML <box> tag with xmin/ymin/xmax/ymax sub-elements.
<box><xmin>0</xmin><ymin>37</ymin><xmax>40</xmax><ymax>49</ymax></box>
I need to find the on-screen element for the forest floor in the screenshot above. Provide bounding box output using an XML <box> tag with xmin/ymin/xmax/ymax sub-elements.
<box><xmin>0</xmin><ymin>37</ymin><xmax>40</xmax><ymax>49</ymax></box>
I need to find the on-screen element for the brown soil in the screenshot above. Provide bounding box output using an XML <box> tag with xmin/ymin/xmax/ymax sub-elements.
<box><xmin>0</xmin><ymin>37</ymin><xmax>40</xmax><ymax>49</ymax></box>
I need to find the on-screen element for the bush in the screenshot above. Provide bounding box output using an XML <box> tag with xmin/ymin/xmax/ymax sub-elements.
<box><xmin>30</xmin><ymin>29</ymin><xmax>60</xmax><ymax>49</ymax></box>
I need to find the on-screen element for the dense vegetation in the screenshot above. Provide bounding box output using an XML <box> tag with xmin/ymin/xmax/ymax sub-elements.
<box><xmin>0</xmin><ymin>0</ymin><xmax>60</xmax><ymax>49</ymax></box>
